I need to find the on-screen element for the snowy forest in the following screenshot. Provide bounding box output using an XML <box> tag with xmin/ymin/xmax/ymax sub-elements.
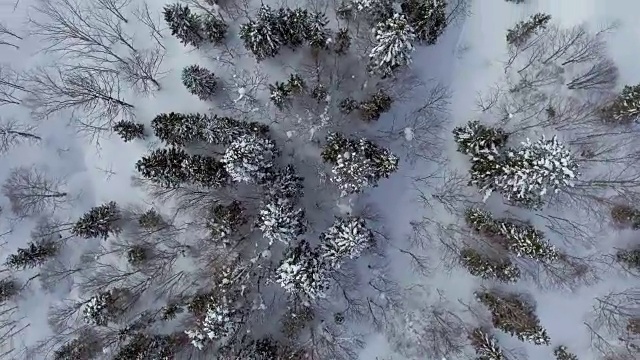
<box><xmin>0</xmin><ymin>0</ymin><xmax>639</xmax><ymax>359</ymax></box>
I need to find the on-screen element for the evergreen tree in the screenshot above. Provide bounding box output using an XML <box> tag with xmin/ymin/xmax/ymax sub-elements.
<box><xmin>5</xmin><ymin>238</ymin><xmax>59</xmax><ymax>270</ymax></box>
<box><xmin>553</xmin><ymin>345</ymin><xmax>578</xmax><ymax>360</ymax></box>
<box><xmin>276</xmin><ymin>240</ymin><xmax>329</xmax><ymax>300</ymax></box>
<box><xmin>72</xmin><ymin>201</ymin><xmax>121</xmax><ymax>240</ymax></box>
<box><xmin>222</xmin><ymin>133</ymin><xmax>277</xmax><ymax>184</ymax></box>
<box><xmin>492</xmin><ymin>135</ymin><xmax>578</xmax><ymax>208</ymax></box>
<box><xmin>182</xmin><ymin>65</ymin><xmax>218</xmax><ymax>101</ymax></box>
<box><xmin>322</xmin><ymin>132</ymin><xmax>399</xmax><ymax>196</ymax></box>
<box><xmin>200</xmin><ymin>14</ymin><xmax>228</xmax><ymax>44</ymax></box>
<box><xmin>257</xmin><ymin>196</ymin><xmax>306</xmax><ymax>245</ymax></box>
<box><xmin>611</xmin><ymin>204</ymin><xmax>640</xmax><ymax>229</ymax></box>
<box><xmin>151</xmin><ymin>112</ymin><xmax>208</xmax><ymax>146</ymax></box>
<box><xmin>240</xmin><ymin>5</ymin><xmax>284</xmax><ymax>61</ymax></box>
<box><xmin>333</xmin><ymin>28</ymin><xmax>351</xmax><ymax>55</ymax></box>
<box><xmin>460</xmin><ymin>248</ymin><xmax>521</xmax><ymax>283</ymax></box>
<box><xmin>475</xmin><ymin>290</ymin><xmax>551</xmax><ymax>345</ymax></box>
<box><xmin>135</xmin><ymin>147</ymin><xmax>191</xmax><ymax>187</ymax></box>
<box><xmin>400</xmin><ymin>0</ymin><xmax>447</xmax><ymax>45</ymax></box>
<box><xmin>506</xmin><ymin>13</ymin><xmax>551</xmax><ymax>48</ymax></box>
<box><xmin>114</xmin><ymin>333</ymin><xmax>182</xmax><ymax>360</ymax></box>
<box><xmin>163</xmin><ymin>3</ymin><xmax>204</xmax><ymax>47</ymax></box>
<box><xmin>469</xmin><ymin>328</ymin><xmax>506</xmax><ymax>360</ymax></box>
<box><xmin>0</xmin><ymin>278</ymin><xmax>19</xmax><ymax>303</ymax></box>
<box><xmin>616</xmin><ymin>248</ymin><xmax>640</xmax><ymax>271</ymax></box>
<box><xmin>187</xmin><ymin>154</ymin><xmax>229</xmax><ymax>188</ymax></box>
<box><xmin>319</xmin><ymin>216</ymin><xmax>374</xmax><ymax>269</ymax></box>
<box><xmin>351</xmin><ymin>0</ymin><xmax>394</xmax><ymax>24</ymax></box>
<box><xmin>602</xmin><ymin>83</ymin><xmax>640</xmax><ymax>123</ymax></box>
<box><xmin>53</xmin><ymin>336</ymin><xmax>101</xmax><ymax>360</ymax></box>
<box><xmin>112</xmin><ymin>120</ymin><xmax>145</xmax><ymax>142</ymax></box>
<box><xmin>359</xmin><ymin>89</ymin><xmax>393</xmax><ymax>121</ymax></box>
<box><xmin>205</xmin><ymin>201</ymin><xmax>247</xmax><ymax>243</ymax></box>
<box><xmin>368</xmin><ymin>14</ymin><xmax>416</xmax><ymax>77</ymax></box>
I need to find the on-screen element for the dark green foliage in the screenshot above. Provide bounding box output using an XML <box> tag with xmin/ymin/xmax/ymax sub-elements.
<box><xmin>72</xmin><ymin>201</ymin><xmax>121</xmax><ymax>239</ymax></box>
<box><xmin>5</xmin><ymin>238</ymin><xmax>59</xmax><ymax>270</ymax></box>
<box><xmin>506</xmin><ymin>13</ymin><xmax>551</xmax><ymax>48</ymax></box>
<box><xmin>554</xmin><ymin>345</ymin><xmax>578</xmax><ymax>360</ymax></box>
<box><xmin>359</xmin><ymin>90</ymin><xmax>393</xmax><ymax>121</ymax></box>
<box><xmin>113</xmin><ymin>120</ymin><xmax>145</xmax><ymax>142</ymax></box>
<box><xmin>401</xmin><ymin>0</ymin><xmax>447</xmax><ymax>45</ymax></box>
<box><xmin>163</xmin><ymin>3</ymin><xmax>204</xmax><ymax>47</ymax></box>
<box><xmin>136</xmin><ymin>147</ymin><xmax>191</xmax><ymax>187</ymax></box>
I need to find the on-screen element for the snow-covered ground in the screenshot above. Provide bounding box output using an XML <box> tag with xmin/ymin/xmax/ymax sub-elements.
<box><xmin>1</xmin><ymin>0</ymin><xmax>639</xmax><ymax>358</ymax></box>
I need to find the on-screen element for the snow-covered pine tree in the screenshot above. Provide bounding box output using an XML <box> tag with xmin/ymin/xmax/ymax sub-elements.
<box><xmin>163</xmin><ymin>3</ymin><xmax>204</xmax><ymax>47</ymax></box>
<box><xmin>321</xmin><ymin>132</ymin><xmax>399</xmax><ymax>196</ymax></box>
<box><xmin>222</xmin><ymin>133</ymin><xmax>277</xmax><ymax>183</ymax></box>
<box><xmin>611</xmin><ymin>204</ymin><xmax>640</xmax><ymax>229</ymax></box>
<box><xmin>492</xmin><ymin>135</ymin><xmax>578</xmax><ymax>208</ymax></box>
<box><xmin>469</xmin><ymin>328</ymin><xmax>506</xmax><ymax>360</ymax></box>
<box><xmin>475</xmin><ymin>290</ymin><xmax>551</xmax><ymax>345</ymax></box>
<box><xmin>351</xmin><ymin>0</ymin><xmax>394</xmax><ymax>24</ymax></box>
<box><xmin>151</xmin><ymin>112</ymin><xmax>208</xmax><ymax>146</ymax></box>
<box><xmin>553</xmin><ymin>345</ymin><xmax>578</xmax><ymax>360</ymax></box>
<box><xmin>135</xmin><ymin>147</ymin><xmax>191</xmax><ymax>187</ymax></box>
<box><xmin>113</xmin><ymin>333</ymin><xmax>183</xmax><ymax>360</ymax></box>
<box><xmin>265</xmin><ymin>164</ymin><xmax>304</xmax><ymax>200</ymax></box>
<box><xmin>616</xmin><ymin>248</ymin><xmax>640</xmax><ymax>271</ymax></box>
<box><xmin>319</xmin><ymin>216</ymin><xmax>374</xmax><ymax>269</ymax></box>
<box><xmin>453</xmin><ymin>120</ymin><xmax>509</xmax><ymax>156</ymax></box>
<box><xmin>506</xmin><ymin>13</ymin><xmax>551</xmax><ymax>48</ymax></box>
<box><xmin>112</xmin><ymin>120</ymin><xmax>145</xmax><ymax>142</ymax></box>
<box><xmin>359</xmin><ymin>89</ymin><xmax>393</xmax><ymax>121</ymax></box>
<box><xmin>276</xmin><ymin>240</ymin><xmax>329</xmax><ymax>300</ymax></box>
<box><xmin>459</xmin><ymin>248</ymin><xmax>521</xmax><ymax>283</ymax></box>
<box><xmin>5</xmin><ymin>238</ymin><xmax>59</xmax><ymax>270</ymax></box>
<box><xmin>333</xmin><ymin>28</ymin><xmax>351</xmax><ymax>55</ymax></box>
<box><xmin>368</xmin><ymin>13</ymin><xmax>416</xmax><ymax>77</ymax></box>
<box><xmin>256</xmin><ymin>196</ymin><xmax>306</xmax><ymax>245</ymax></box>
<box><xmin>0</xmin><ymin>278</ymin><xmax>18</xmax><ymax>304</ymax></box>
<box><xmin>400</xmin><ymin>0</ymin><xmax>447</xmax><ymax>45</ymax></box>
<box><xmin>186</xmin><ymin>154</ymin><xmax>229</xmax><ymax>188</ymax></box>
<box><xmin>205</xmin><ymin>201</ymin><xmax>247</xmax><ymax>243</ymax></box>
<box><xmin>200</xmin><ymin>14</ymin><xmax>228</xmax><ymax>44</ymax></box>
<box><xmin>182</xmin><ymin>65</ymin><xmax>218</xmax><ymax>101</ymax></box>
<box><xmin>53</xmin><ymin>336</ymin><xmax>102</xmax><ymax>360</ymax></box>
<box><xmin>602</xmin><ymin>83</ymin><xmax>640</xmax><ymax>123</ymax></box>
<box><xmin>71</xmin><ymin>201</ymin><xmax>121</xmax><ymax>240</ymax></box>
<box><xmin>240</xmin><ymin>5</ymin><xmax>284</xmax><ymax>61</ymax></box>
<box><xmin>82</xmin><ymin>289</ymin><xmax>122</xmax><ymax>326</ymax></box>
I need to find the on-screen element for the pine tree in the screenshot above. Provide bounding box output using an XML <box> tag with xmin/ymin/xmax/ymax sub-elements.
<box><xmin>54</xmin><ymin>336</ymin><xmax>102</xmax><ymax>360</ymax></box>
<box><xmin>319</xmin><ymin>217</ymin><xmax>374</xmax><ymax>269</ymax></box>
<box><xmin>602</xmin><ymin>84</ymin><xmax>640</xmax><ymax>123</ymax></box>
<box><xmin>368</xmin><ymin>13</ymin><xmax>416</xmax><ymax>77</ymax></box>
<box><xmin>611</xmin><ymin>204</ymin><xmax>640</xmax><ymax>229</ymax></box>
<box><xmin>475</xmin><ymin>290</ymin><xmax>551</xmax><ymax>345</ymax></box>
<box><xmin>359</xmin><ymin>89</ymin><xmax>393</xmax><ymax>121</ymax></box>
<box><xmin>151</xmin><ymin>112</ymin><xmax>208</xmax><ymax>146</ymax></box>
<box><xmin>163</xmin><ymin>3</ymin><xmax>204</xmax><ymax>47</ymax></box>
<box><xmin>0</xmin><ymin>278</ymin><xmax>19</xmax><ymax>303</ymax></box>
<box><xmin>257</xmin><ymin>196</ymin><xmax>306</xmax><ymax>245</ymax></box>
<box><xmin>460</xmin><ymin>248</ymin><xmax>521</xmax><ymax>283</ymax></box>
<box><xmin>351</xmin><ymin>0</ymin><xmax>394</xmax><ymax>24</ymax></box>
<box><xmin>222</xmin><ymin>133</ymin><xmax>277</xmax><ymax>183</ymax></box>
<box><xmin>205</xmin><ymin>201</ymin><xmax>247</xmax><ymax>242</ymax></box>
<box><xmin>492</xmin><ymin>135</ymin><xmax>578</xmax><ymax>208</ymax></box>
<box><xmin>240</xmin><ymin>5</ymin><xmax>284</xmax><ymax>61</ymax></box>
<box><xmin>5</xmin><ymin>238</ymin><xmax>59</xmax><ymax>270</ymax></box>
<box><xmin>616</xmin><ymin>248</ymin><xmax>640</xmax><ymax>271</ymax></box>
<box><xmin>112</xmin><ymin>120</ymin><xmax>145</xmax><ymax>142</ymax></box>
<box><xmin>400</xmin><ymin>0</ymin><xmax>447</xmax><ymax>45</ymax></box>
<box><xmin>553</xmin><ymin>345</ymin><xmax>578</xmax><ymax>360</ymax></box>
<box><xmin>506</xmin><ymin>13</ymin><xmax>551</xmax><ymax>48</ymax></box>
<box><xmin>469</xmin><ymin>328</ymin><xmax>506</xmax><ymax>360</ymax></box>
<box><xmin>200</xmin><ymin>14</ymin><xmax>228</xmax><ymax>44</ymax></box>
<box><xmin>135</xmin><ymin>147</ymin><xmax>191</xmax><ymax>187</ymax></box>
<box><xmin>72</xmin><ymin>201</ymin><xmax>121</xmax><ymax>240</ymax></box>
<box><xmin>322</xmin><ymin>132</ymin><xmax>399</xmax><ymax>196</ymax></box>
<box><xmin>182</xmin><ymin>65</ymin><xmax>218</xmax><ymax>101</ymax></box>
<box><xmin>276</xmin><ymin>240</ymin><xmax>329</xmax><ymax>300</ymax></box>
<box><xmin>453</xmin><ymin>121</ymin><xmax>509</xmax><ymax>156</ymax></box>
<box><xmin>187</xmin><ymin>154</ymin><xmax>229</xmax><ymax>188</ymax></box>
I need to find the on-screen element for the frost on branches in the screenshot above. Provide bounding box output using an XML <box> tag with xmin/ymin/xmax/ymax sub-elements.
<box><xmin>276</xmin><ymin>240</ymin><xmax>329</xmax><ymax>300</ymax></box>
<box><xmin>368</xmin><ymin>14</ymin><xmax>416</xmax><ymax>77</ymax></box>
<box><xmin>257</xmin><ymin>196</ymin><xmax>306</xmax><ymax>245</ymax></box>
<box><xmin>72</xmin><ymin>201</ymin><xmax>121</xmax><ymax>240</ymax></box>
<box><xmin>182</xmin><ymin>65</ymin><xmax>218</xmax><ymax>101</ymax></box>
<box><xmin>400</xmin><ymin>0</ymin><xmax>447</xmax><ymax>45</ymax></box>
<box><xmin>222</xmin><ymin>133</ymin><xmax>277</xmax><ymax>183</ymax></box>
<box><xmin>321</xmin><ymin>132</ymin><xmax>399</xmax><ymax>196</ymax></box>
<box><xmin>603</xmin><ymin>83</ymin><xmax>640</xmax><ymax>123</ymax></box>
<box><xmin>319</xmin><ymin>217</ymin><xmax>374</xmax><ymax>268</ymax></box>
<box><xmin>82</xmin><ymin>289</ymin><xmax>125</xmax><ymax>326</ymax></box>
<box><xmin>475</xmin><ymin>291</ymin><xmax>551</xmax><ymax>345</ymax></box>
<box><xmin>469</xmin><ymin>328</ymin><xmax>506</xmax><ymax>360</ymax></box>
<box><xmin>459</xmin><ymin>248</ymin><xmax>521</xmax><ymax>283</ymax></box>
<box><xmin>492</xmin><ymin>135</ymin><xmax>578</xmax><ymax>208</ymax></box>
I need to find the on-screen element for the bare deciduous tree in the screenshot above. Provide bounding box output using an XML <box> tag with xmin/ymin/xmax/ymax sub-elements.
<box><xmin>0</xmin><ymin>117</ymin><xmax>41</xmax><ymax>154</ymax></box>
<box><xmin>2</xmin><ymin>166</ymin><xmax>68</xmax><ymax>218</ymax></box>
